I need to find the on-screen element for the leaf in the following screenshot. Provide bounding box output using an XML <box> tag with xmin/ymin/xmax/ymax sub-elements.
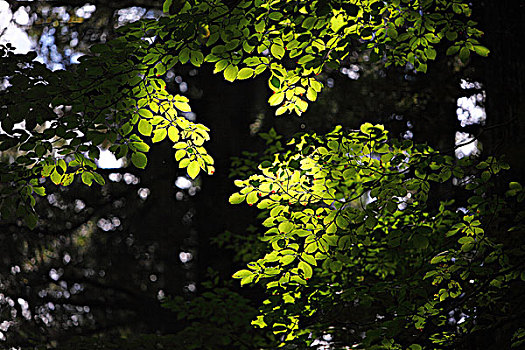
<box><xmin>33</xmin><ymin>186</ymin><xmax>46</xmax><ymax>196</ymax></box>
<box><xmin>278</xmin><ymin>221</ymin><xmax>293</xmax><ymax>233</ymax></box>
<box><xmin>24</xmin><ymin>213</ymin><xmax>38</xmax><ymax>230</ymax></box>
<box><xmin>93</xmin><ymin>172</ymin><xmax>106</xmax><ymax>185</ymax></box>
<box><xmin>473</xmin><ymin>45</ymin><xmax>490</xmax><ymax>57</ymax></box>
<box><xmin>229</xmin><ymin>193</ymin><xmax>245</xmax><ymax>204</ymax></box>
<box><xmin>179</xmin><ymin>48</ymin><xmax>190</xmax><ymax>64</ymax></box>
<box><xmin>246</xmin><ymin>191</ymin><xmax>259</xmax><ymax>205</ymax></box>
<box><xmin>190</xmin><ymin>50</ymin><xmax>204</xmax><ymax>66</ymax></box>
<box><xmin>302</xmin><ymin>17</ymin><xmax>316</xmax><ymax>30</ymax></box>
<box><xmin>152</xmin><ymin>128</ymin><xmax>167</xmax><ymax>142</ymax></box>
<box><xmin>50</xmin><ymin>170</ymin><xmax>62</xmax><ymax>185</ymax></box>
<box><xmin>131</xmin><ymin>152</ymin><xmax>147</xmax><ymax>169</ymax></box>
<box><xmin>269</xmin><ymin>92</ymin><xmax>285</xmax><ymax>106</ymax></box>
<box><xmin>223</xmin><ymin>64</ymin><xmax>238</xmax><ymax>82</ymax></box>
<box><xmin>445</xmin><ymin>31</ymin><xmax>458</xmax><ymax>41</ymax></box>
<box><xmin>168</xmin><ymin>126</ymin><xmax>179</xmax><ymax>142</ymax></box>
<box><xmin>301</xmin><ymin>253</ymin><xmax>317</xmax><ymax>266</ymax></box>
<box><xmin>174</xmin><ymin>101</ymin><xmax>191</xmax><ymax>112</ymax></box>
<box><xmin>175</xmin><ymin>149</ymin><xmax>186</xmax><ymax>161</ymax></box>
<box><xmin>306</xmin><ymin>87</ymin><xmax>317</xmax><ymax>101</ymax></box>
<box><xmin>237</xmin><ymin>68</ymin><xmax>254</xmax><ymax>80</ymax></box>
<box><xmin>139</xmin><ymin>109</ymin><xmax>153</xmax><ymax>119</ymax></box>
<box><xmin>459</xmin><ymin>47</ymin><xmax>470</xmax><ymax>63</ymax></box>
<box><xmin>240</xmin><ymin>274</ymin><xmax>255</xmax><ymax>286</ymax></box>
<box><xmin>270</xmin><ymin>44</ymin><xmax>285</xmax><ymax>59</ymax></box>
<box><xmin>162</xmin><ymin>0</ymin><xmax>172</xmax><ymax>13</ymax></box>
<box><xmin>275</xmin><ymin>105</ymin><xmax>288</xmax><ymax>116</ymax></box>
<box><xmin>187</xmin><ymin>161</ymin><xmax>200</xmax><ymax>179</ymax></box>
<box><xmin>81</xmin><ymin>171</ymin><xmax>94</xmax><ymax>186</ymax></box>
<box><xmin>179</xmin><ymin>158</ymin><xmax>190</xmax><ymax>168</ymax></box>
<box><xmin>232</xmin><ymin>269</ymin><xmax>252</xmax><ymax>279</ymax></box>
<box><xmin>132</xmin><ymin>141</ymin><xmax>150</xmax><ymax>152</ymax></box>
<box><xmin>252</xmin><ymin>315</ymin><xmax>267</xmax><ymax>328</ymax></box>
<box><xmin>298</xmin><ymin>261</ymin><xmax>313</xmax><ymax>279</ymax></box>
<box><xmin>446</xmin><ymin>45</ymin><xmax>460</xmax><ymax>55</ymax></box>
<box><xmin>120</xmin><ymin>122</ymin><xmax>133</xmax><ymax>136</ymax></box>
<box><xmin>138</xmin><ymin>119</ymin><xmax>153</xmax><ymax>136</ymax></box>
<box><xmin>214</xmin><ymin>59</ymin><xmax>229</xmax><ymax>73</ymax></box>
<box><xmin>425</xmin><ymin>47</ymin><xmax>437</xmax><ymax>60</ymax></box>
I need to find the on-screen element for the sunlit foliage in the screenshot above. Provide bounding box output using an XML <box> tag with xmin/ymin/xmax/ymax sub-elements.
<box><xmin>1</xmin><ymin>0</ymin><xmax>486</xmax><ymax>228</ymax></box>
<box><xmin>230</xmin><ymin>124</ymin><xmax>524</xmax><ymax>348</ymax></box>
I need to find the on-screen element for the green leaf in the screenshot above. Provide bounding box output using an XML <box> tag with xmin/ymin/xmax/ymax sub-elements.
<box><xmin>179</xmin><ymin>48</ymin><xmax>190</xmax><ymax>64</ymax></box>
<box><xmin>88</xmin><ymin>172</ymin><xmax>103</xmax><ymax>185</ymax></box>
<box><xmin>459</xmin><ymin>47</ymin><xmax>470</xmax><ymax>63</ymax></box>
<box><xmin>168</xmin><ymin>126</ymin><xmax>179</xmax><ymax>142</ymax></box>
<box><xmin>132</xmin><ymin>141</ymin><xmax>150</xmax><ymax>152</ymax></box>
<box><xmin>298</xmin><ymin>261</ymin><xmax>313</xmax><ymax>279</ymax></box>
<box><xmin>138</xmin><ymin>119</ymin><xmax>153</xmax><ymax>136</ymax></box>
<box><xmin>445</xmin><ymin>31</ymin><xmax>458</xmax><ymax>41</ymax></box>
<box><xmin>50</xmin><ymin>170</ymin><xmax>62</xmax><ymax>185</ymax></box>
<box><xmin>306</xmin><ymin>87</ymin><xmax>317</xmax><ymax>101</ymax></box>
<box><xmin>302</xmin><ymin>17</ymin><xmax>316</xmax><ymax>30</ymax></box>
<box><xmin>58</xmin><ymin>159</ymin><xmax>67</xmax><ymax>172</ymax></box>
<box><xmin>425</xmin><ymin>47</ymin><xmax>437</xmax><ymax>60</ymax></box>
<box><xmin>223</xmin><ymin>64</ymin><xmax>238</xmax><ymax>82</ymax></box>
<box><xmin>301</xmin><ymin>253</ymin><xmax>317</xmax><ymax>266</ymax></box>
<box><xmin>232</xmin><ymin>269</ymin><xmax>253</xmax><ymax>279</ymax></box>
<box><xmin>187</xmin><ymin>161</ymin><xmax>200</xmax><ymax>179</ymax></box>
<box><xmin>175</xmin><ymin>149</ymin><xmax>186</xmax><ymax>161</ymax></box>
<box><xmin>270</xmin><ymin>44</ymin><xmax>285</xmax><ymax>59</ymax></box>
<box><xmin>275</xmin><ymin>105</ymin><xmax>288</xmax><ymax>116</ymax></box>
<box><xmin>121</xmin><ymin>122</ymin><xmax>133</xmax><ymax>136</ymax></box>
<box><xmin>252</xmin><ymin>315</ymin><xmax>267</xmax><ymax>328</ymax></box>
<box><xmin>152</xmin><ymin>128</ymin><xmax>167</xmax><ymax>142</ymax></box>
<box><xmin>139</xmin><ymin>109</ymin><xmax>153</xmax><ymax>119</ymax></box>
<box><xmin>190</xmin><ymin>50</ymin><xmax>204</xmax><ymax>66</ymax></box>
<box><xmin>229</xmin><ymin>193</ymin><xmax>245</xmax><ymax>204</ymax></box>
<box><xmin>269</xmin><ymin>92</ymin><xmax>285</xmax><ymax>106</ymax></box>
<box><xmin>33</xmin><ymin>186</ymin><xmax>46</xmax><ymax>196</ymax></box>
<box><xmin>240</xmin><ymin>274</ymin><xmax>255</xmax><ymax>286</ymax></box>
<box><xmin>246</xmin><ymin>191</ymin><xmax>259</xmax><ymax>205</ymax></box>
<box><xmin>174</xmin><ymin>101</ymin><xmax>191</xmax><ymax>112</ymax></box>
<box><xmin>162</xmin><ymin>0</ymin><xmax>172</xmax><ymax>13</ymax></box>
<box><xmin>237</xmin><ymin>68</ymin><xmax>254</xmax><ymax>80</ymax></box>
<box><xmin>446</xmin><ymin>45</ymin><xmax>460</xmax><ymax>55</ymax></box>
<box><xmin>214</xmin><ymin>59</ymin><xmax>229</xmax><ymax>73</ymax></box>
<box><xmin>131</xmin><ymin>152</ymin><xmax>147</xmax><ymax>169</ymax></box>
<box><xmin>81</xmin><ymin>171</ymin><xmax>94</xmax><ymax>186</ymax></box>
<box><xmin>473</xmin><ymin>45</ymin><xmax>490</xmax><ymax>57</ymax></box>
<box><xmin>278</xmin><ymin>221</ymin><xmax>293</xmax><ymax>233</ymax></box>
<box><xmin>24</xmin><ymin>213</ymin><xmax>38</xmax><ymax>230</ymax></box>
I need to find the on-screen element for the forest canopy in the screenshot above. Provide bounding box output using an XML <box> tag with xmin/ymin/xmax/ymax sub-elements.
<box><xmin>0</xmin><ymin>0</ymin><xmax>524</xmax><ymax>349</ymax></box>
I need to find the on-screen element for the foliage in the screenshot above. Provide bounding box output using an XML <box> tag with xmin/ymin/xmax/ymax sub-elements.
<box><xmin>0</xmin><ymin>39</ymin><xmax>212</xmax><ymax>228</ymax></box>
<box><xmin>1</xmin><ymin>0</ymin><xmax>486</xmax><ymax>228</ymax></box>
<box><xmin>229</xmin><ymin>125</ymin><xmax>525</xmax><ymax>348</ymax></box>
<box><xmin>2</xmin><ymin>0</ymin><xmax>519</xmax><ymax>349</ymax></box>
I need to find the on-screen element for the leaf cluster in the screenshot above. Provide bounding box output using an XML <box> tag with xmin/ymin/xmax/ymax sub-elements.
<box><xmin>230</xmin><ymin>124</ymin><xmax>525</xmax><ymax>348</ymax></box>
